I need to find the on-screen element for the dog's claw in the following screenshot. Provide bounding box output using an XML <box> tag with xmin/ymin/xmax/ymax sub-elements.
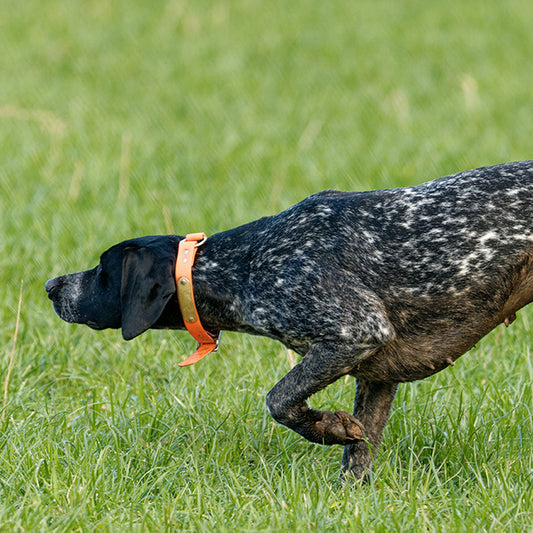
<box><xmin>315</xmin><ymin>410</ymin><xmax>364</xmax><ymax>445</ymax></box>
<box><xmin>504</xmin><ymin>313</ymin><xmax>516</xmax><ymax>327</ymax></box>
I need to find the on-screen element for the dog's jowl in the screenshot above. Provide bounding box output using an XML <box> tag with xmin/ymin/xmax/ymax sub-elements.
<box><xmin>46</xmin><ymin>161</ymin><xmax>533</xmax><ymax>480</ymax></box>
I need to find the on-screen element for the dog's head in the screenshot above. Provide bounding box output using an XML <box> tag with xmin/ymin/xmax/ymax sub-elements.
<box><xmin>46</xmin><ymin>236</ymin><xmax>181</xmax><ymax>340</ymax></box>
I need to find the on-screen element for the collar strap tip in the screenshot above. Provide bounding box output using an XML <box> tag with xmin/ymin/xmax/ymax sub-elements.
<box><xmin>179</xmin><ymin>340</ymin><xmax>219</xmax><ymax>367</ymax></box>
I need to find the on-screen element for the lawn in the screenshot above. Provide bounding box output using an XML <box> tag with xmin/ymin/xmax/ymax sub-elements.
<box><xmin>1</xmin><ymin>0</ymin><xmax>532</xmax><ymax>530</ymax></box>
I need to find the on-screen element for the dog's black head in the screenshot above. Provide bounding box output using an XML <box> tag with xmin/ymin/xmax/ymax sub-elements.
<box><xmin>46</xmin><ymin>236</ymin><xmax>181</xmax><ymax>340</ymax></box>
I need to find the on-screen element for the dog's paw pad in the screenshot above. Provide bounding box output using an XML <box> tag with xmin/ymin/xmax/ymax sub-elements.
<box><xmin>315</xmin><ymin>410</ymin><xmax>364</xmax><ymax>444</ymax></box>
<box><xmin>334</xmin><ymin>410</ymin><xmax>364</xmax><ymax>441</ymax></box>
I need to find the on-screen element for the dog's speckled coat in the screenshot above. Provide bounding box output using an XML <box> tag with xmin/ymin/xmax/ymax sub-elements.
<box><xmin>46</xmin><ymin>161</ymin><xmax>533</xmax><ymax>480</ymax></box>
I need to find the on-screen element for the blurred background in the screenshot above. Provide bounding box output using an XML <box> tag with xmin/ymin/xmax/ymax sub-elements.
<box><xmin>3</xmin><ymin>2</ymin><xmax>533</xmax><ymax>277</ymax></box>
<box><xmin>3</xmin><ymin>1</ymin><xmax>533</xmax><ymax>283</ymax></box>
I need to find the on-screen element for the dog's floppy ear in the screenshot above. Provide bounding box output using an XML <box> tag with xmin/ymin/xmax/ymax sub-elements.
<box><xmin>120</xmin><ymin>246</ymin><xmax>175</xmax><ymax>340</ymax></box>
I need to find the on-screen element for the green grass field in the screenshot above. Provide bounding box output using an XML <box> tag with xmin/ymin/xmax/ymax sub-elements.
<box><xmin>1</xmin><ymin>0</ymin><xmax>533</xmax><ymax>530</ymax></box>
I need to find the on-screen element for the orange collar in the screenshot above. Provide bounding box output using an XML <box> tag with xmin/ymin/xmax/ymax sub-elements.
<box><xmin>175</xmin><ymin>233</ymin><xmax>221</xmax><ymax>366</ymax></box>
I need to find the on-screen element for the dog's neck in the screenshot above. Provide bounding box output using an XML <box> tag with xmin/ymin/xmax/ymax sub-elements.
<box><xmin>183</xmin><ymin>228</ymin><xmax>256</xmax><ymax>334</ymax></box>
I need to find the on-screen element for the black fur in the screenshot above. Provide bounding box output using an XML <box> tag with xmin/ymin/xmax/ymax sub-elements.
<box><xmin>46</xmin><ymin>160</ymin><xmax>533</xmax><ymax>480</ymax></box>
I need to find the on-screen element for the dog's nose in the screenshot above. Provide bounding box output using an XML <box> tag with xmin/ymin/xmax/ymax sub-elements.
<box><xmin>45</xmin><ymin>278</ymin><xmax>59</xmax><ymax>296</ymax></box>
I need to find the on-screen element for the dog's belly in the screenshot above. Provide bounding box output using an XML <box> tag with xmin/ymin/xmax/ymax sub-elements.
<box><xmin>353</xmin><ymin>272</ymin><xmax>533</xmax><ymax>383</ymax></box>
<box><xmin>353</xmin><ymin>331</ymin><xmax>483</xmax><ymax>383</ymax></box>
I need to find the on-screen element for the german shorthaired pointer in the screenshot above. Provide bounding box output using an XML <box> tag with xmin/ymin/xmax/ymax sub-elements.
<box><xmin>46</xmin><ymin>160</ymin><xmax>533</xmax><ymax>480</ymax></box>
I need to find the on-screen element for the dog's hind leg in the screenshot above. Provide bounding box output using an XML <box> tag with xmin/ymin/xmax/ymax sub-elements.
<box><xmin>341</xmin><ymin>379</ymin><xmax>398</xmax><ymax>481</ymax></box>
<box><xmin>265</xmin><ymin>341</ymin><xmax>378</xmax><ymax>445</ymax></box>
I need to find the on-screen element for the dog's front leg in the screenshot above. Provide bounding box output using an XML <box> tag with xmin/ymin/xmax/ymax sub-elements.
<box><xmin>265</xmin><ymin>342</ymin><xmax>371</xmax><ymax>445</ymax></box>
<box><xmin>341</xmin><ymin>379</ymin><xmax>398</xmax><ymax>481</ymax></box>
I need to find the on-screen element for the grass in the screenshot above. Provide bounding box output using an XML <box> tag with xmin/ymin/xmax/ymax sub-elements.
<box><xmin>1</xmin><ymin>0</ymin><xmax>533</xmax><ymax>530</ymax></box>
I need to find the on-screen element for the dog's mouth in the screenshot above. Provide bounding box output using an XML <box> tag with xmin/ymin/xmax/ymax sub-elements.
<box><xmin>86</xmin><ymin>320</ymin><xmax>105</xmax><ymax>330</ymax></box>
<box><xmin>52</xmin><ymin>304</ymin><xmax>105</xmax><ymax>330</ymax></box>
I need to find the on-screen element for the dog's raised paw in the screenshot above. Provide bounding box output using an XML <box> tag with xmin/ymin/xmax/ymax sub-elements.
<box><xmin>315</xmin><ymin>410</ymin><xmax>365</xmax><ymax>445</ymax></box>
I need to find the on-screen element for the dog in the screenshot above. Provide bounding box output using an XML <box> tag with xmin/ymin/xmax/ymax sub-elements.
<box><xmin>46</xmin><ymin>160</ymin><xmax>533</xmax><ymax>480</ymax></box>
